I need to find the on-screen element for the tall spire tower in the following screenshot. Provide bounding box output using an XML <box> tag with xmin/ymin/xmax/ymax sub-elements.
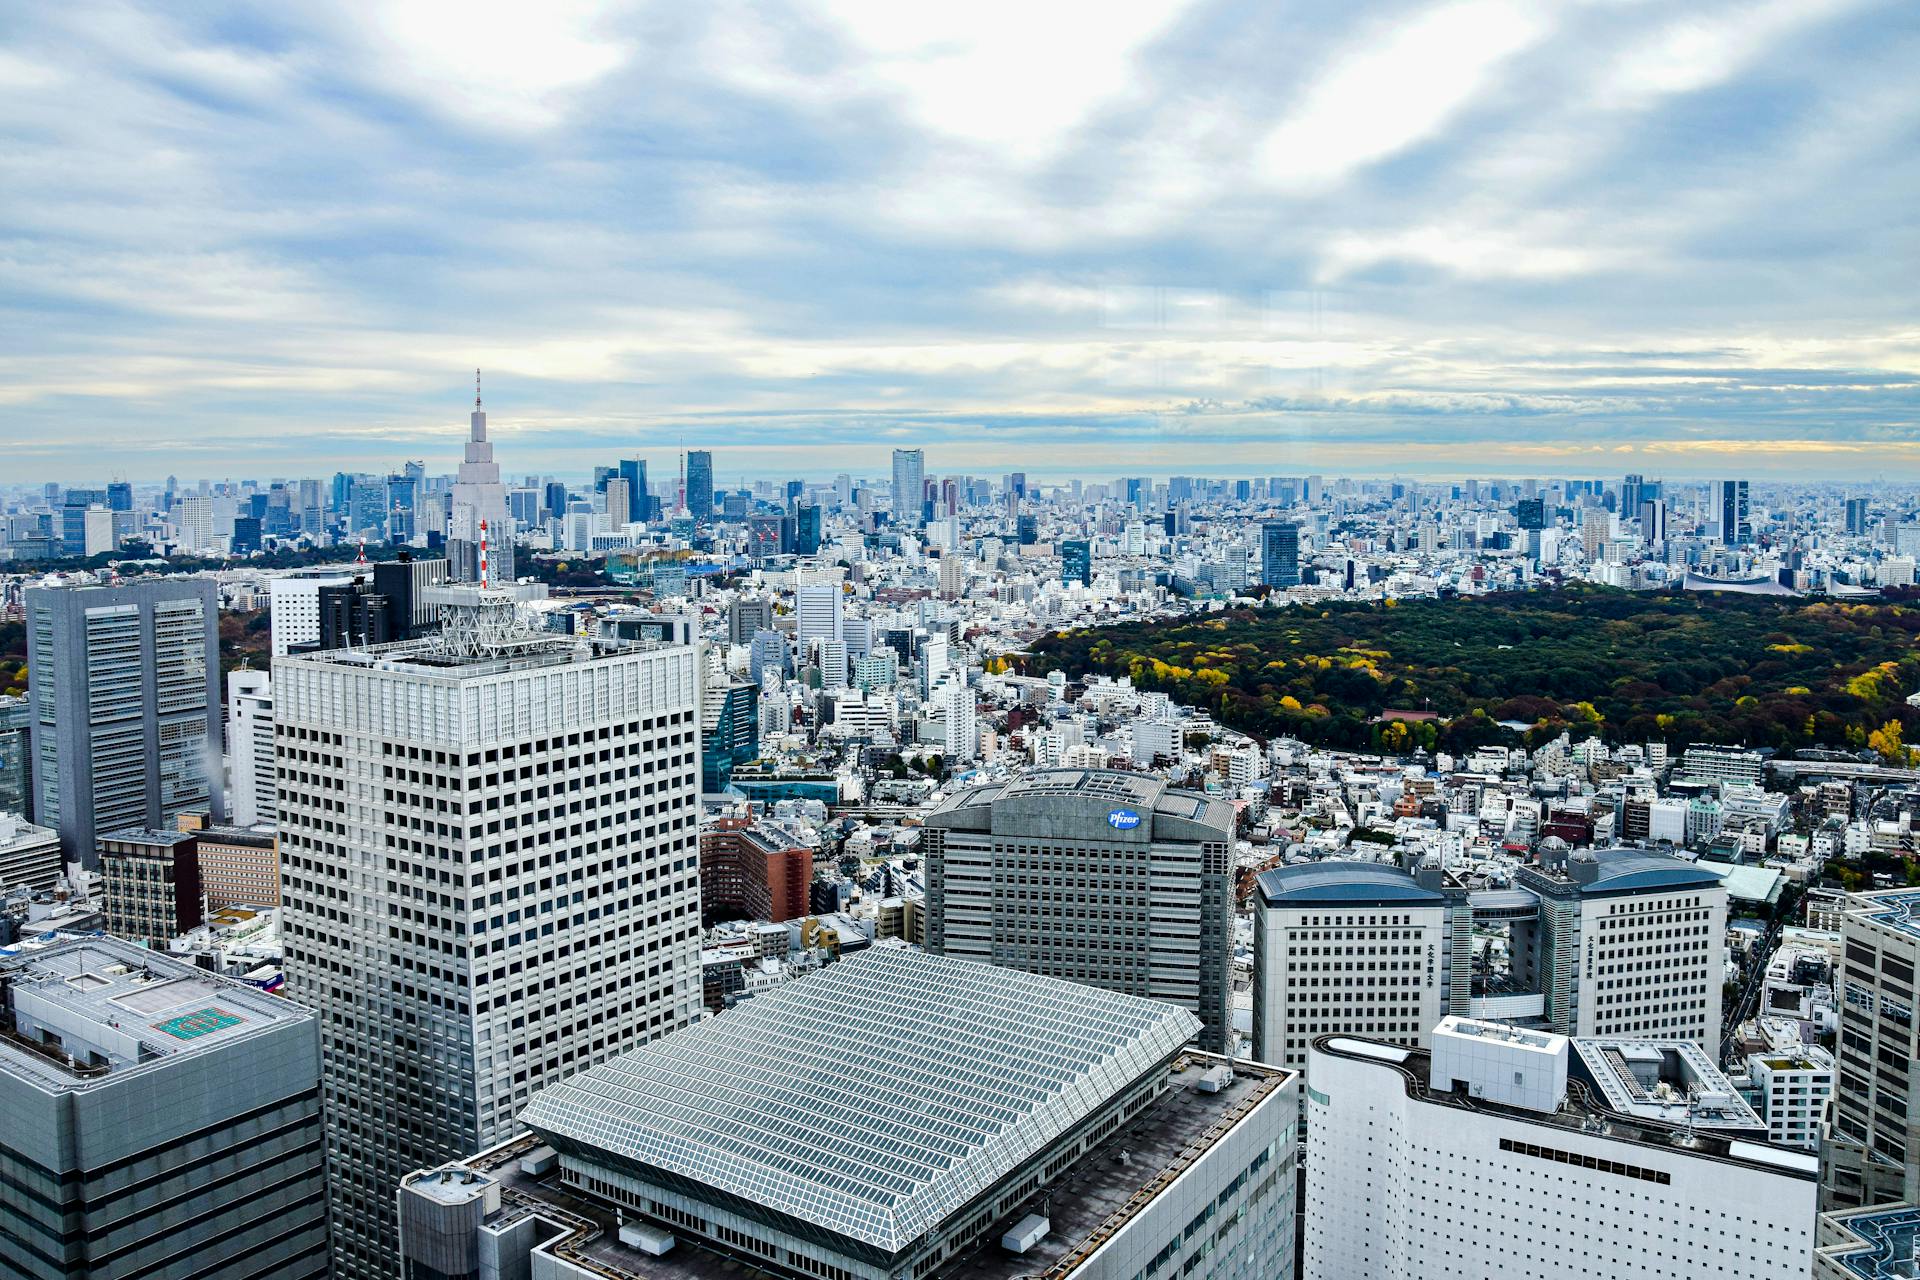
<box><xmin>448</xmin><ymin>369</ymin><xmax>514</xmax><ymax>583</ymax></box>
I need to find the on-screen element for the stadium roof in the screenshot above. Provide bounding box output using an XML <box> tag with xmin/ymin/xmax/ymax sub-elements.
<box><xmin>1256</xmin><ymin>860</ymin><xmax>1445</xmax><ymax>907</ymax></box>
<box><xmin>520</xmin><ymin>947</ymin><xmax>1202</xmax><ymax>1255</ymax></box>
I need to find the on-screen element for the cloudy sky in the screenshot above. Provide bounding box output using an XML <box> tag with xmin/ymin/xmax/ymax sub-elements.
<box><xmin>3</xmin><ymin>0</ymin><xmax>1917</xmax><ymax>483</ymax></box>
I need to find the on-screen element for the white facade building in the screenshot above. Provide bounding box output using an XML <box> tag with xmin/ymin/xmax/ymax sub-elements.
<box><xmin>1747</xmin><ymin>1045</ymin><xmax>1834</xmax><ymax>1151</ymax></box>
<box><xmin>1252</xmin><ymin>861</ymin><xmax>1461</xmax><ymax>1083</ymax></box>
<box><xmin>1305</xmin><ymin>1018</ymin><xmax>1819</xmax><ymax>1280</ymax></box>
<box><xmin>1515</xmin><ymin>848</ymin><xmax>1729</xmax><ymax>1056</ymax></box>
<box><xmin>267</xmin><ymin>568</ymin><xmax>363</xmax><ymax>657</ymax></box>
<box><xmin>276</xmin><ymin>591</ymin><xmax>704</xmax><ymax>1277</ymax></box>
<box><xmin>226</xmin><ymin>667</ymin><xmax>276</xmax><ymax>826</ymax></box>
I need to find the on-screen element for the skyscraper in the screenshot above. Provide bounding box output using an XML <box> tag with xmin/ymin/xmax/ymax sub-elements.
<box><xmin>447</xmin><ymin>372</ymin><xmax>515</xmax><ymax>582</ymax></box>
<box><xmin>276</xmin><ymin>585</ymin><xmax>704</xmax><ymax>1276</ymax></box>
<box><xmin>227</xmin><ymin>667</ymin><xmax>277</xmax><ymax>827</ymax></box>
<box><xmin>685</xmin><ymin>449</ymin><xmax>714</xmax><ymax>521</ymax></box>
<box><xmin>1820</xmin><ymin>888</ymin><xmax>1920</xmax><ymax>1210</ymax></box>
<box><xmin>891</xmin><ymin>447</ymin><xmax>924</xmax><ymax>526</ymax></box>
<box><xmin>1719</xmin><ymin>478</ymin><xmax>1751</xmax><ymax>545</ymax></box>
<box><xmin>26</xmin><ymin>578</ymin><xmax>223</xmax><ymax>866</ymax></box>
<box><xmin>0</xmin><ymin>938</ymin><xmax>329</xmax><ymax>1280</ymax></box>
<box><xmin>923</xmin><ymin>768</ymin><xmax>1234</xmax><ymax>1051</ymax></box>
<box><xmin>794</xmin><ymin>503</ymin><xmax>822</xmax><ymax>555</ymax></box>
<box><xmin>1061</xmin><ymin>537</ymin><xmax>1091</xmax><ymax>586</ymax></box>
<box><xmin>618</xmin><ymin>457</ymin><xmax>648</xmax><ymax>522</ymax></box>
<box><xmin>1261</xmin><ymin>519</ymin><xmax>1300</xmax><ymax>587</ymax></box>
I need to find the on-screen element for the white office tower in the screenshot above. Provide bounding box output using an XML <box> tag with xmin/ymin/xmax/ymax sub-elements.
<box><xmin>227</xmin><ymin>667</ymin><xmax>277</xmax><ymax>826</ymax></box>
<box><xmin>276</xmin><ymin>585</ymin><xmax>703</xmax><ymax>1277</ymax></box>
<box><xmin>892</xmin><ymin>446</ymin><xmax>925</xmax><ymax>525</ymax></box>
<box><xmin>400</xmin><ymin>949</ymin><xmax>1299</xmax><ymax>1280</ymax></box>
<box><xmin>1305</xmin><ymin>1017</ymin><xmax>1818</xmax><ymax>1280</ymax></box>
<box><xmin>447</xmin><ymin>372</ymin><xmax>515</xmax><ymax>583</ymax></box>
<box><xmin>1252</xmin><ymin>862</ymin><xmax>1465</xmax><ymax>1083</ymax></box>
<box><xmin>931</xmin><ymin>669</ymin><xmax>976</xmax><ymax>762</ymax></box>
<box><xmin>795</xmin><ymin>579</ymin><xmax>843</xmax><ymax>646</ymax></box>
<box><xmin>1515</xmin><ymin>847</ymin><xmax>1728</xmax><ymax>1056</ymax></box>
<box><xmin>268</xmin><ymin>567</ymin><xmax>365</xmax><ymax>656</ymax></box>
<box><xmin>174</xmin><ymin>493</ymin><xmax>214</xmax><ymax>553</ymax></box>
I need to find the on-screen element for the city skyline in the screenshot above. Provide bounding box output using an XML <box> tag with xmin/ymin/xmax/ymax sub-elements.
<box><xmin>3</xmin><ymin>3</ymin><xmax>1918</xmax><ymax>477</ymax></box>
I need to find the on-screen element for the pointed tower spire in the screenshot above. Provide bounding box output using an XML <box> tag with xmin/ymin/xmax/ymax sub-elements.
<box><xmin>475</xmin><ymin>367</ymin><xmax>482</xmax><ymax>411</ymax></box>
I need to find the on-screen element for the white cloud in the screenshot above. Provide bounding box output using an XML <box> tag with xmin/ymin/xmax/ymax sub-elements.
<box><xmin>1256</xmin><ymin>0</ymin><xmax>1548</xmax><ymax>192</ymax></box>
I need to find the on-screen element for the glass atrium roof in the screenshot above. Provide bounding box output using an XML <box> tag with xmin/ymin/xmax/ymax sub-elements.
<box><xmin>520</xmin><ymin>947</ymin><xmax>1201</xmax><ymax>1252</ymax></box>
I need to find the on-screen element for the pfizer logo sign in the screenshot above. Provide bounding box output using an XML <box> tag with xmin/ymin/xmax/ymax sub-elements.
<box><xmin>1107</xmin><ymin>808</ymin><xmax>1142</xmax><ymax>831</ymax></box>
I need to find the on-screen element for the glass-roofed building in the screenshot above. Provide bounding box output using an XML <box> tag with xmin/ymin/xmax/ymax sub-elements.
<box><xmin>398</xmin><ymin>947</ymin><xmax>1298</xmax><ymax>1280</ymax></box>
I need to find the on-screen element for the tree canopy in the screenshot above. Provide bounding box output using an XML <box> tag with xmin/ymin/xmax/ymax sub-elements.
<box><xmin>1025</xmin><ymin>587</ymin><xmax>1920</xmax><ymax>754</ymax></box>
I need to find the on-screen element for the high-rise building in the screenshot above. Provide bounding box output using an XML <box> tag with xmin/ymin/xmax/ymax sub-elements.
<box><xmin>700</xmin><ymin>650</ymin><xmax>759</xmax><ymax>794</ymax></box>
<box><xmin>0</xmin><ymin>938</ymin><xmax>329</xmax><ymax>1279</ymax></box>
<box><xmin>727</xmin><ymin>595</ymin><xmax>773</xmax><ymax>645</ymax></box>
<box><xmin>400</xmin><ymin>949</ymin><xmax>1299</xmax><ymax>1280</ymax></box>
<box><xmin>1719</xmin><ymin>478</ymin><xmax>1752</xmax><ymax>545</ymax></box>
<box><xmin>227</xmin><ymin>668</ymin><xmax>276</xmax><ymax>827</ymax></box>
<box><xmin>186</xmin><ymin>819</ymin><xmax>281</xmax><ymax>909</ymax></box>
<box><xmin>1061</xmin><ymin>537</ymin><xmax>1091</xmax><ymax>586</ymax></box>
<box><xmin>447</xmin><ymin>373</ymin><xmax>515</xmax><ymax>582</ymax></box>
<box><xmin>685</xmin><ymin>449</ymin><xmax>714</xmax><ymax>521</ymax></box>
<box><xmin>99</xmin><ymin>827</ymin><xmax>203</xmax><ymax>947</ymax></box>
<box><xmin>923</xmin><ymin>768</ymin><xmax>1234</xmax><ymax>1051</ymax></box>
<box><xmin>1513</xmin><ymin>847</ymin><xmax>1727</xmax><ymax>1056</ymax></box>
<box><xmin>1261</xmin><ymin>520</ymin><xmax>1300</xmax><ymax>587</ymax></box>
<box><xmin>1304</xmin><ymin>1018</ymin><xmax>1817</xmax><ymax>1280</ymax></box>
<box><xmin>891</xmin><ymin>447</ymin><xmax>925</xmax><ymax>526</ymax></box>
<box><xmin>1845</xmin><ymin>496</ymin><xmax>1871</xmax><ymax>537</ymax></box>
<box><xmin>618</xmin><ymin>458</ymin><xmax>648</xmax><ymax>523</ymax></box>
<box><xmin>26</xmin><ymin>578</ymin><xmax>223</xmax><ymax>866</ymax></box>
<box><xmin>1820</xmin><ymin>888</ymin><xmax>1920</xmax><ymax>1211</ymax></box>
<box><xmin>794</xmin><ymin>502</ymin><xmax>822</xmax><ymax>555</ymax></box>
<box><xmin>1252</xmin><ymin>861</ymin><xmax>1467</xmax><ymax>1086</ymax></box>
<box><xmin>0</xmin><ymin>692</ymin><xmax>30</xmax><ymax>818</ymax></box>
<box><xmin>276</xmin><ymin>585</ymin><xmax>704</xmax><ymax>1277</ymax></box>
<box><xmin>1638</xmin><ymin>497</ymin><xmax>1668</xmax><ymax>544</ymax></box>
<box><xmin>698</xmin><ymin>816</ymin><xmax>811</xmax><ymax>924</ymax></box>
<box><xmin>0</xmin><ymin>813</ymin><xmax>63</xmax><ymax>893</ymax></box>
<box><xmin>794</xmin><ymin>580</ymin><xmax>843</xmax><ymax>649</ymax></box>
<box><xmin>930</xmin><ymin>669</ymin><xmax>976</xmax><ymax>762</ymax></box>
<box><xmin>268</xmin><ymin>568</ymin><xmax>367</xmax><ymax>657</ymax></box>
<box><xmin>601</xmin><ymin>476</ymin><xmax>630</xmax><ymax>530</ymax></box>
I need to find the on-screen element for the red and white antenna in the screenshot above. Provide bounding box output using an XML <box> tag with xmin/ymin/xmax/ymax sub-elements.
<box><xmin>479</xmin><ymin>519</ymin><xmax>491</xmax><ymax>589</ymax></box>
<box><xmin>355</xmin><ymin>535</ymin><xmax>367</xmax><ymax>566</ymax></box>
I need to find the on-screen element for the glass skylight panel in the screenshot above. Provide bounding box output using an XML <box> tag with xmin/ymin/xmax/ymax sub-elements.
<box><xmin>521</xmin><ymin>947</ymin><xmax>1198</xmax><ymax>1250</ymax></box>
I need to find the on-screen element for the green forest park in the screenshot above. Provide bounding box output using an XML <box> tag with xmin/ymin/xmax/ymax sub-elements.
<box><xmin>1023</xmin><ymin>587</ymin><xmax>1920</xmax><ymax>759</ymax></box>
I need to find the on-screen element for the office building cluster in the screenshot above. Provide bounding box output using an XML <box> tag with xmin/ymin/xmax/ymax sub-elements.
<box><xmin>4</xmin><ymin>434</ymin><xmax>1920</xmax><ymax>1280</ymax></box>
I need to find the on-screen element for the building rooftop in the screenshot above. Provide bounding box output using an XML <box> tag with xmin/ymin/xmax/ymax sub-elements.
<box><xmin>1570</xmin><ymin>1039</ymin><xmax>1765</xmax><ymax>1133</ymax></box>
<box><xmin>1524</xmin><ymin>847</ymin><xmax>1725</xmax><ymax>898</ymax></box>
<box><xmin>926</xmin><ymin>767</ymin><xmax>1233</xmax><ymax>842</ymax></box>
<box><xmin>1851</xmin><ymin>888</ymin><xmax>1920</xmax><ymax>940</ymax></box>
<box><xmin>1314</xmin><ymin>1034</ymin><xmax>1817</xmax><ymax>1180</ymax></box>
<box><xmin>433</xmin><ymin>1050</ymin><xmax>1287</xmax><ymax>1280</ymax></box>
<box><xmin>521</xmin><ymin>947</ymin><xmax>1204</xmax><ymax>1254</ymax></box>
<box><xmin>1255</xmin><ymin>860</ymin><xmax>1445</xmax><ymax>907</ymax></box>
<box><xmin>1817</xmin><ymin>1203</ymin><xmax>1920</xmax><ymax>1280</ymax></box>
<box><xmin>0</xmin><ymin>937</ymin><xmax>309</xmax><ymax>1093</ymax></box>
<box><xmin>98</xmin><ymin>828</ymin><xmax>199</xmax><ymax>851</ymax></box>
